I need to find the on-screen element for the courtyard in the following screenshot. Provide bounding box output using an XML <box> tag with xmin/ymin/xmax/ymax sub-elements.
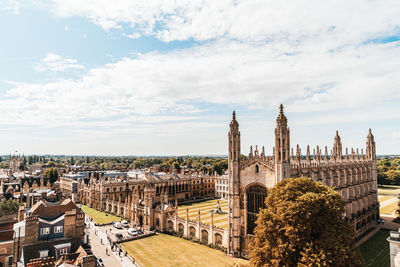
<box><xmin>121</xmin><ymin>233</ymin><xmax>248</xmax><ymax>267</ymax></box>
<box><xmin>178</xmin><ymin>199</ymin><xmax>229</xmax><ymax>229</ymax></box>
<box><xmin>80</xmin><ymin>204</ymin><xmax>122</xmax><ymax>224</ymax></box>
<box><xmin>378</xmin><ymin>185</ymin><xmax>400</xmax><ymax>215</ymax></box>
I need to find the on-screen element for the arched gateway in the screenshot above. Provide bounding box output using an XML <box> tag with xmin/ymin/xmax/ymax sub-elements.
<box><xmin>246</xmin><ymin>184</ymin><xmax>267</xmax><ymax>235</ymax></box>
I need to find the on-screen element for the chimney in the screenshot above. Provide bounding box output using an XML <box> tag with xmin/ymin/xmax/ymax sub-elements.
<box><xmin>18</xmin><ymin>206</ymin><xmax>25</xmax><ymax>221</ymax></box>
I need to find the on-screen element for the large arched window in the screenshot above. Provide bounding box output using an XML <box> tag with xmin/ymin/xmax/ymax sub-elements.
<box><xmin>247</xmin><ymin>184</ymin><xmax>267</xmax><ymax>235</ymax></box>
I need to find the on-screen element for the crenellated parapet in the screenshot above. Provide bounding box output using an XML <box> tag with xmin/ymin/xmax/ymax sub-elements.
<box><xmin>240</xmin><ymin>146</ymin><xmax>274</xmax><ymax>170</ymax></box>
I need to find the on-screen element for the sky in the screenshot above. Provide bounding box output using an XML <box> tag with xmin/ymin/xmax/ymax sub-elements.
<box><xmin>0</xmin><ymin>0</ymin><xmax>399</xmax><ymax>156</ymax></box>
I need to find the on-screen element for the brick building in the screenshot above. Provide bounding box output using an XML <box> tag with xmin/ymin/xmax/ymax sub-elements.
<box><xmin>11</xmin><ymin>199</ymin><xmax>89</xmax><ymax>266</ymax></box>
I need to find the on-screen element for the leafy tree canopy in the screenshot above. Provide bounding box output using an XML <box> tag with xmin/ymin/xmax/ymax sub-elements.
<box><xmin>0</xmin><ymin>198</ymin><xmax>22</xmax><ymax>215</ymax></box>
<box><xmin>377</xmin><ymin>157</ymin><xmax>400</xmax><ymax>185</ymax></box>
<box><xmin>249</xmin><ymin>177</ymin><xmax>363</xmax><ymax>267</ymax></box>
<box><xmin>44</xmin><ymin>167</ymin><xmax>59</xmax><ymax>184</ymax></box>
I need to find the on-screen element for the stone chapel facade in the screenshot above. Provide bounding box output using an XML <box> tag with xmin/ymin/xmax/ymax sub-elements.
<box><xmin>227</xmin><ymin>105</ymin><xmax>379</xmax><ymax>258</ymax></box>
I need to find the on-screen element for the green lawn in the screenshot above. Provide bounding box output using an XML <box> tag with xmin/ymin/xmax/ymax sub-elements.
<box><xmin>121</xmin><ymin>233</ymin><xmax>248</xmax><ymax>267</ymax></box>
<box><xmin>378</xmin><ymin>185</ymin><xmax>400</xmax><ymax>196</ymax></box>
<box><xmin>360</xmin><ymin>229</ymin><xmax>390</xmax><ymax>267</ymax></box>
<box><xmin>379</xmin><ymin>195</ymin><xmax>395</xmax><ymax>203</ymax></box>
<box><xmin>80</xmin><ymin>205</ymin><xmax>122</xmax><ymax>224</ymax></box>
<box><xmin>178</xmin><ymin>199</ymin><xmax>229</xmax><ymax>229</ymax></box>
<box><xmin>380</xmin><ymin>201</ymin><xmax>398</xmax><ymax>215</ymax></box>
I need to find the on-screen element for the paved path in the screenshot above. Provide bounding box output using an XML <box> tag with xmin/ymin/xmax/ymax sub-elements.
<box><xmin>88</xmin><ymin>225</ymin><xmax>123</xmax><ymax>267</ymax></box>
<box><xmin>86</xmin><ymin>216</ymin><xmax>137</xmax><ymax>267</ymax></box>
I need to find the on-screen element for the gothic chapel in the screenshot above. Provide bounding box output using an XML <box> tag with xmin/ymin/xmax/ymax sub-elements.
<box><xmin>227</xmin><ymin>105</ymin><xmax>379</xmax><ymax>258</ymax></box>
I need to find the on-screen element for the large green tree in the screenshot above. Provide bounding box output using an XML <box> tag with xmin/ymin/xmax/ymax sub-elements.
<box><xmin>249</xmin><ymin>177</ymin><xmax>363</xmax><ymax>267</ymax></box>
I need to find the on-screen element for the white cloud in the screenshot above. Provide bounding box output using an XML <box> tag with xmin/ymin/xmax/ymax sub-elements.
<box><xmin>35</xmin><ymin>53</ymin><xmax>84</xmax><ymax>72</ymax></box>
<box><xmin>51</xmin><ymin>0</ymin><xmax>400</xmax><ymax>45</ymax></box>
<box><xmin>0</xmin><ymin>0</ymin><xmax>22</xmax><ymax>13</ymax></box>
<box><xmin>124</xmin><ymin>33</ymin><xmax>141</xmax><ymax>39</ymax></box>
<box><xmin>1</xmin><ymin>0</ymin><xmax>400</xmax><ymax>154</ymax></box>
<box><xmin>2</xmin><ymin>38</ymin><xmax>400</xmax><ymax>130</ymax></box>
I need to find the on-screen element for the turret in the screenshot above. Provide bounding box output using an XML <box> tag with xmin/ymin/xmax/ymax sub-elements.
<box><xmin>228</xmin><ymin>111</ymin><xmax>241</xmax><ymax>257</ymax></box>
<box><xmin>229</xmin><ymin>111</ymin><xmax>240</xmax><ymax>163</ymax></box>
<box><xmin>296</xmin><ymin>144</ymin><xmax>301</xmax><ymax>161</ymax></box>
<box><xmin>274</xmin><ymin>104</ymin><xmax>291</xmax><ymax>181</ymax></box>
<box><xmin>366</xmin><ymin>128</ymin><xmax>376</xmax><ymax>160</ymax></box>
<box><xmin>333</xmin><ymin>130</ymin><xmax>342</xmax><ymax>159</ymax></box>
<box><xmin>306</xmin><ymin>145</ymin><xmax>311</xmax><ymax>161</ymax></box>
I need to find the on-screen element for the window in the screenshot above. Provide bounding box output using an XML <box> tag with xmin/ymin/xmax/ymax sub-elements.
<box><xmin>7</xmin><ymin>256</ymin><xmax>13</xmax><ymax>267</ymax></box>
<box><xmin>39</xmin><ymin>250</ymin><xmax>49</xmax><ymax>258</ymax></box>
<box><xmin>41</xmin><ymin>227</ymin><xmax>50</xmax><ymax>235</ymax></box>
<box><xmin>255</xmin><ymin>165</ymin><xmax>259</xmax><ymax>173</ymax></box>
<box><xmin>54</xmin><ymin>226</ymin><xmax>63</xmax><ymax>233</ymax></box>
<box><xmin>59</xmin><ymin>248</ymin><xmax>68</xmax><ymax>255</ymax></box>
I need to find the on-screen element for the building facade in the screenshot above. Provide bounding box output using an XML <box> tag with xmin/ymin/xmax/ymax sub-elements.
<box><xmin>215</xmin><ymin>175</ymin><xmax>228</xmax><ymax>199</ymax></box>
<box><xmin>71</xmin><ymin>170</ymin><xmax>216</xmax><ymax>231</ymax></box>
<box><xmin>9</xmin><ymin>155</ymin><xmax>24</xmax><ymax>173</ymax></box>
<box><xmin>228</xmin><ymin>105</ymin><xmax>379</xmax><ymax>258</ymax></box>
<box><xmin>12</xmin><ymin>199</ymin><xmax>87</xmax><ymax>266</ymax></box>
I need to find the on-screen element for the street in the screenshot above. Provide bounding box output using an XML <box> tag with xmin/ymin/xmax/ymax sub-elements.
<box><xmin>86</xmin><ymin>216</ymin><xmax>137</xmax><ymax>267</ymax></box>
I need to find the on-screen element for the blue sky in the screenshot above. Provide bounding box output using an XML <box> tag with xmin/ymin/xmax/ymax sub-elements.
<box><xmin>0</xmin><ymin>0</ymin><xmax>399</xmax><ymax>156</ymax></box>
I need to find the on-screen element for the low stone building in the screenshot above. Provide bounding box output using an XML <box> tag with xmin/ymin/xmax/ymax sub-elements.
<box><xmin>67</xmin><ymin>169</ymin><xmax>216</xmax><ymax>231</ymax></box>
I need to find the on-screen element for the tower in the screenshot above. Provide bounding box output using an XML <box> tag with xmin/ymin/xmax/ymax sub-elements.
<box><xmin>333</xmin><ymin>130</ymin><xmax>342</xmax><ymax>159</ymax></box>
<box><xmin>366</xmin><ymin>128</ymin><xmax>376</xmax><ymax>160</ymax></box>
<box><xmin>228</xmin><ymin>111</ymin><xmax>241</xmax><ymax>257</ymax></box>
<box><xmin>274</xmin><ymin>104</ymin><xmax>290</xmax><ymax>182</ymax></box>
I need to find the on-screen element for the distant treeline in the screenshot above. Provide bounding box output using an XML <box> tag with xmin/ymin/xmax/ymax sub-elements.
<box><xmin>377</xmin><ymin>157</ymin><xmax>400</xmax><ymax>185</ymax></box>
<box><xmin>0</xmin><ymin>155</ymin><xmax>228</xmax><ymax>175</ymax></box>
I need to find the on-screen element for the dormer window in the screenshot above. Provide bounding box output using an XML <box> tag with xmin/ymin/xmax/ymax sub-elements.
<box><xmin>41</xmin><ymin>227</ymin><xmax>50</xmax><ymax>235</ymax></box>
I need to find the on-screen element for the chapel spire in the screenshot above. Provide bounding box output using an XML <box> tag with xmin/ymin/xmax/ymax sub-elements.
<box><xmin>274</xmin><ymin>104</ymin><xmax>290</xmax><ymax>181</ymax></box>
<box><xmin>229</xmin><ymin>111</ymin><xmax>240</xmax><ymax>162</ymax></box>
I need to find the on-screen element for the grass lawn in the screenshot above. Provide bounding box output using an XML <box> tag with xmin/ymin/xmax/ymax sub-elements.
<box><xmin>379</xmin><ymin>195</ymin><xmax>395</xmax><ymax>203</ymax></box>
<box><xmin>178</xmin><ymin>199</ymin><xmax>228</xmax><ymax>229</ymax></box>
<box><xmin>122</xmin><ymin>233</ymin><xmax>248</xmax><ymax>267</ymax></box>
<box><xmin>380</xmin><ymin>201</ymin><xmax>398</xmax><ymax>215</ymax></box>
<box><xmin>80</xmin><ymin>205</ymin><xmax>122</xmax><ymax>224</ymax></box>
<box><xmin>360</xmin><ymin>229</ymin><xmax>390</xmax><ymax>267</ymax></box>
<box><xmin>378</xmin><ymin>185</ymin><xmax>400</xmax><ymax>196</ymax></box>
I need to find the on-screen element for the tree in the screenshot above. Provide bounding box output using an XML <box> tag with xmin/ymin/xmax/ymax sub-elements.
<box><xmin>249</xmin><ymin>177</ymin><xmax>363</xmax><ymax>267</ymax></box>
<box><xmin>171</xmin><ymin>161</ymin><xmax>181</xmax><ymax>172</ymax></box>
<box><xmin>386</xmin><ymin>169</ymin><xmax>400</xmax><ymax>185</ymax></box>
<box><xmin>44</xmin><ymin>167</ymin><xmax>59</xmax><ymax>184</ymax></box>
<box><xmin>0</xmin><ymin>198</ymin><xmax>21</xmax><ymax>215</ymax></box>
